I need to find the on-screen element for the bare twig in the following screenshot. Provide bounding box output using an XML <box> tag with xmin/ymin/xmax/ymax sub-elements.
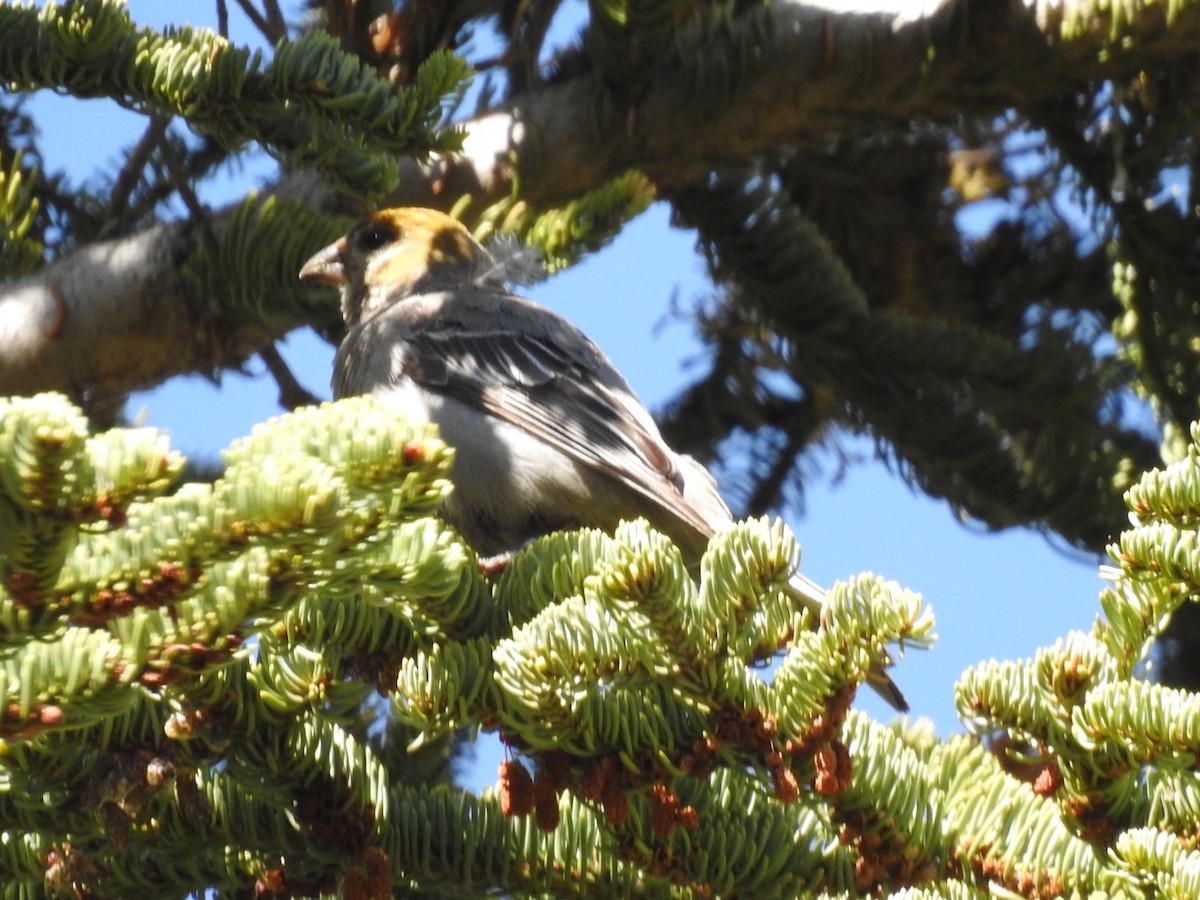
<box><xmin>259</xmin><ymin>343</ymin><xmax>321</xmax><ymax>410</ymax></box>
<box><xmin>232</xmin><ymin>0</ymin><xmax>284</xmax><ymax>44</ymax></box>
<box><xmin>97</xmin><ymin>116</ymin><xmax>172</xmax><ymax>240</ymax></box>
<box><xmin>505</xmin><ymin>0</ymin><xmax>561</xmax><ymax>93</ymax></box>
<box><xmin>261</xmin><ymin>0</ymin><xmax>287</xmax><ymax>41</ymax></box>
<box><xmin>159</xmin><ymin>138</ymin><xmax>217</xmax><ymax>248</ymax></box>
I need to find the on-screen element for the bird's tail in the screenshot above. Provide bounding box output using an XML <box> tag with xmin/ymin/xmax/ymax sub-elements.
<box><xmin>674</xmin><ymin>454</ymin><xmax>909</xmax><ymax>712</ymax></box>
<box><xmin>785</xmin><ymin>572</ymin><xmax>909</xmax><ymax>713</ymax></box>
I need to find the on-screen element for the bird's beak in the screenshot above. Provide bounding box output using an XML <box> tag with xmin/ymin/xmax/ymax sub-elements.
<box><xmin>299</xmin><ymin>238</ymin><xmax>348</xmax><ymax>285</ymax></box>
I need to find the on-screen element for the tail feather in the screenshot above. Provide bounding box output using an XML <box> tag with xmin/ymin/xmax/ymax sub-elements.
<box><xmin>784</xmin><ymin>573</ymin><xmax>909</xmax><ymax>713</ymax></box>
<box><xmin>866</xmin><ymin>665</ymin><xmax>910</xmax><ymax>713</ymax></box>
<box><xmin>675</xmin><ymin>455</ymin><xmax>909</xmax><ymax>712</ymax></box>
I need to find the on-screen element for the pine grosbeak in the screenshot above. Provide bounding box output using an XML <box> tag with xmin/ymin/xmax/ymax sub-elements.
<box><xmin>300</xmin><ymin>208</ymin><xmax>907</xmax><ymax>711</ymax></box>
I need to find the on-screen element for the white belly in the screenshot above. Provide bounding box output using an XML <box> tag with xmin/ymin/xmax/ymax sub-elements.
<box><xmin>372</xmin><ymin>381</ymin><xmax>606</xmax><ymax>555</ymax></box>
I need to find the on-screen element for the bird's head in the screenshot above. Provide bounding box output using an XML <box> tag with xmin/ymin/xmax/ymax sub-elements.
<box><xmin>300</xmin><ymin>207</ymin><xmax>488</xmax><ymax>326</ymax></box>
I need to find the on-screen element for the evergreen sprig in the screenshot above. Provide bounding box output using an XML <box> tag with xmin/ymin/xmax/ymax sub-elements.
<box><xmin>945</xmin><ymin>419</ymin><xmax>1200</xmax><ymax>893</ymax></box>
<box><xmin>0</xmin><ymin>0</ymin><xmax>468</xmax><ymax>195</ymax></box>
<box><xmin>5</xmin><ymin>390</ymin><xmax>1200</xmax><ymax>896</ymax></box>
<box><xmin>472</xmin><ymin>170</ymin><xmax>657</xmax><ymax>273</ymax></box>
<box><xmin>0</xmin><ymin>149</ymin><xmax>42</xmax><ymax>277</ymax></box>
<box><xmin>0</xmin><ymin>392</ymin><xmax>934</xmax><ymax>895</ymax></box>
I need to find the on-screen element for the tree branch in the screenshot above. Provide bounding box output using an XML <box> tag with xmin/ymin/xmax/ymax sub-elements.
<box><xmin>388</xmin><ymin>0</ymin><xmax>1199</xmax><ymax>208</ymax></box>
<box><xmin>0</xmin><ymin>223</ymin><xmax>274</xmax><ymax>409</ymax></box>
<box><xmin>0</xmin><ymin>180</ymin><xmax>344</xmax><ymax>412</ymax></box>
<box><xmin>1</xmin><ymin>0</ymin><xmax>1194</xmax><ymax>404</ymax></box>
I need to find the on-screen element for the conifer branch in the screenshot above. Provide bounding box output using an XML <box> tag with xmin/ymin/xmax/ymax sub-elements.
<box><xmin>1</xmin><ymin>391</ymin><xmax>1200</xmax><ymax>894</ymax></box>
<box><xmin>2</xmin><ymin>0</ymin><xmax>1197</xmax><ymax>405</ymax></box>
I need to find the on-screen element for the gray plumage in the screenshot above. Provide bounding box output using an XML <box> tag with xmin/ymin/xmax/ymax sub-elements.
<box><xmin>300</xmin><ymin>208</ymin><xmax>908</xmax><ymax>711</ymax></box>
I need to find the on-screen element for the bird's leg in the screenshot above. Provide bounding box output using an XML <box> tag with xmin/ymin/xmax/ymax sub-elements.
<box><xmin>474</xmin><ymin>517</ymin><xmax>583</xmax><ymax>577</ymax></box>
<box><xmin>477</xmin><ymin>550</ymin><xmax>516</xmax><ymax>578</ymax></box>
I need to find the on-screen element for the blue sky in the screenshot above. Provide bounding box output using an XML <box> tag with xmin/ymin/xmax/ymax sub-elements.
<box><xmin>20</xmin><ymin>2</ymin><xmax>1109</xmax><ymax>783</ymax></box>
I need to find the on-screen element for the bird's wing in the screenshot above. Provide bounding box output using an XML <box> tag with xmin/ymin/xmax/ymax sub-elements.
<box><xmin>403</xmin><ymin>316</ymin><xmax>907</xmax><ymax>711</ymax></box>
<box><xmin>369</xmin><ymin>290</ymin><xmax>727</xmax><ymax>543</ymax></box>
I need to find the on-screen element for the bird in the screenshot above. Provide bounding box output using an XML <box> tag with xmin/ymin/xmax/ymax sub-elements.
<box><xmin>299</xmin><ymin>207</ymin><xmax>908</xmax><ymax>711</ymax></box>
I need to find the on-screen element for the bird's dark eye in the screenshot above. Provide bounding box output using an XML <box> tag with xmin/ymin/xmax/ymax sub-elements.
<box><xmin>355</xmin><ymin>224</ymin><xmax>395</xmax><ymax>253</ymax></box>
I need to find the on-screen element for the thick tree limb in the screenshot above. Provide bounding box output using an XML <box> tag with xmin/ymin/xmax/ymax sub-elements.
<box><xmin>1</xmin><ymin>0</ymin><xmax>1193</xmax><ymax>404</ymax></box>
<box><xmin>0</xmin><ymin>224</ymin><xmax>274</xmax><ymax>404</ymax></box>
<box><xmin>0</xmin><ymin>172</ymin><xmax>345</xmax><ymax>411</ymax></box>
<box><xmin>390</xmin><ymin>0</ymin><xmax>1195</xmax><ymax>208</ymax></box>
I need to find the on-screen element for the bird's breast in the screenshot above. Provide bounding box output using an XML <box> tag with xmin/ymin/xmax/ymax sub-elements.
<box><xmin>369</xmin><ymin>382</ymin><xmax>619</xmax><ymax>556</ymax></box>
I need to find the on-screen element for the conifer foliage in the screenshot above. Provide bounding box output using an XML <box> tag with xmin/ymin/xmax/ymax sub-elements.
<box><xmin>3</xmin><ymin>0</ymin><xmax>1200</xmax><ymax>896</ymax></box>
